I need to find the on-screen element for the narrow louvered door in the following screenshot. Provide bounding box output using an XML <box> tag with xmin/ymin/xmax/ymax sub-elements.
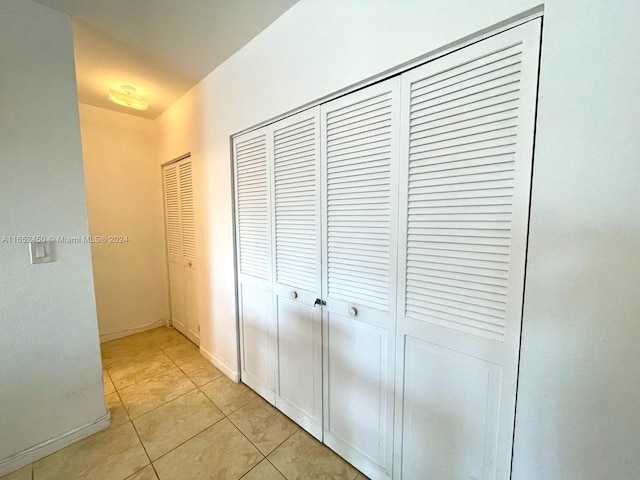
<box><xmin>163</xmin><ymin>157</ymin><xmax>199</xmax><ymax>344</ymax></box>
<box><xmin>234</xmin><ymin>128</ymin><xmax>276</xmax><ymax>402</ymax></box>
<box><xmin>270</xmin><ymin>108</ymin><xmax>323</xmax><ymax>438</ymax></box>
<box><xmin>320</xmin><ymin>78</ymin><xmax>400</xmax><ymax>480</ymax></box>
<box><xmin>178</xmin><ymin>160</ymin><xmax>199</xmax><ymax>344</ymax></box>
<box><xmin>163</xmin><ymin>163</ymin><xmax>185</xmax><ymax>336</ymax></box>
<box><xmin>395</xmin><ymin>19</ymin><xmax>541</xmax><ymax>479</ymax></box>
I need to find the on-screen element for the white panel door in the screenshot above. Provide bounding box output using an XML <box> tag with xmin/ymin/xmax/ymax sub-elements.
<box><xmin>234</xmin><ymin>128</ymin><xmax>276</xmax><ymax>403</ymax></box>
<box><xmin>320</xmin><ymin>78</ymin><xmax>400</xmax><ymax>480</ymax></box>
<box><xmin>163</xmin><ymin>157</ymin><xmax>199</xmax><ymax>345</ymax></box>
<box><xmin>270</xmin><ymin>108</ymin><xmax>323</xmax><ymax>439</ymax></box>
<box><xmin>395</xmin><ymin>19</ymin><xmax>541</xmax><ymax>480</ymax></box>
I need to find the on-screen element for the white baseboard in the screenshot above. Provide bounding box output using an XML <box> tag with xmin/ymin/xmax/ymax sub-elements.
<box><xmin>0</xmin><ymin>412</ymin><xmax>110</xmax><ymax>477</ymax></box>
<box><xmin>99</xmin><ymin>319</ymin><xmax>168</xmax><ymax>343</ymax></box>
<box><xmin>199</xmin><ymin>346</ymin><xmax>239</xmax><ymax>382</ymax></box>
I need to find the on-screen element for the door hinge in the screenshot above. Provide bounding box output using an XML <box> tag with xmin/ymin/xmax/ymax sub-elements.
<box><xmin>313</xmin><ymin>298</ymin><xmax>326</xmax><ymax>307</ymax></box>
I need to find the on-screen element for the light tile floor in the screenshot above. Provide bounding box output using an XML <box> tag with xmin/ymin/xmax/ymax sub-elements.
<box><xmin>2</xmin><ymin>327</ymin><xmax>368</xmax><ymax>480</ymax></box>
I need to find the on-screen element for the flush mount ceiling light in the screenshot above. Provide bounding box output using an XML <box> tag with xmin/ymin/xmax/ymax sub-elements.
<box><xmin>108</xmin><ymin>85</ymin><xmax>149</xmax><ymax>111</ymax></box>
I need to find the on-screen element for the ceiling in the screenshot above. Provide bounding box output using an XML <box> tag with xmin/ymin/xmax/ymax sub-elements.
<box><xmin>34</xmin><ymin>0</ymin><xmax>298</xmax><ymax>118</ymax></box>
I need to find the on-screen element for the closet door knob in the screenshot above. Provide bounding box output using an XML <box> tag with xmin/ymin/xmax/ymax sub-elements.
<box><xmin>290</xmin><ymin>291</ymin><xmax>298</xmax><ymax>299</ymax></box>
<box><xmin>348</xmin><ymin>307</ymin><xmax>358</xmax><ymax>317</ymax></box>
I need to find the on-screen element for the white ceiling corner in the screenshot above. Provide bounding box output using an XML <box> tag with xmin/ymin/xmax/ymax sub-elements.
<box><xmin>34</xmin><ymin>0</ymin><xmax>299</xmax><ymax>119</ymax></box>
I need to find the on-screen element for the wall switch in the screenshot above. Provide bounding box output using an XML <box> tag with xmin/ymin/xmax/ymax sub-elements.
<box><xmin>30</xmin><ymin>241</ymin><xmax>52</xmax><ymax>264</ymax></box>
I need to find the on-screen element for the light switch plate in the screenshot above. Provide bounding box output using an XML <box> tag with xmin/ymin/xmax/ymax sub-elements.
<box><xmin>30</xmin><ymin>241</ymin><xmax>53</xmax><ymax>264</ymax></box>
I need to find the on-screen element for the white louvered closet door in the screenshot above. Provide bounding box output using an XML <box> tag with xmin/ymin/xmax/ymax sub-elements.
<box><xmin>233</xmin><ymin>127</ymin><xmax>276</xmax><ymax>403</ymax></box>
<box><xmin>179</xmin><ymin>160</ymin><xmax>199</xmax><ymax>343</ymax></box>
<box><xmin>163</xmin><ymin>157</ymin><xmax>199</xmax><ymax>345</ymax></box>
<box><xmin>270</xmin><ymin>108</ymin><xmax>322</xmax><ymax>439</ymax></box>
<box><xmin>394</xmin><ymin>19</ymin><xmax>541</xmax><ymax>480</ymax></box>
<box><xmin>320</xmin><ymin>78</ymin><xmax>400</xmax><ymax>480</ymax></box>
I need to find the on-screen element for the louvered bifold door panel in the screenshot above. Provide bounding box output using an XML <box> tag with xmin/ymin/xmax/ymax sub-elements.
<box><xmin>273</xmin><ymin>110</ymin><xmax>321</xmax><ymax>293</ymax></box>
<box><xmin>178</xmin><ymin>159</ymin><xmax>199</xmax><ymax>343</ymax></box>
<box><xmin>235</xmin><ymin>132</ymin><xmax>271</xmax><ymax>282</ymax></box>
<box><xmin>320</xmin><ymin>78</ymin><xmax>399</xmax><ymax>480</ymax></box>
<box><xmin>179</xmin><ymin>160</ymin><xmax>196</xmax><ymax>261</ymax></box>
<box><xmin>234</xmin><ymin>128</ymin><xmax>275</xmax><ymax>404</ymax></box>
<box><xmin>395</xmin><ymin>19</ymin><xmax>541</xmax><ymax>480</ymax></box>
<box><xmin>270</xmin><ymin>108</ymin><xmax>323</xmax><ymax>439</ymax></box>
<box><xmin>163</xmin><ymin>164</ymin><xmax>182</xmax><ymax>260</ymax></box>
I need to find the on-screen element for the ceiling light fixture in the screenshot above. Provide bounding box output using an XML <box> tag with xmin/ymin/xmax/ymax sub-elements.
<box><xmin>108</xmin><ymin>85</ymin><xmax>149</xmax><ymax>111</ymax></box>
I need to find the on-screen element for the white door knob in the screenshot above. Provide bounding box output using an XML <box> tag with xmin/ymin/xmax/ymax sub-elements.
<box><xmin>291</xmin><ymin>291</ymin><xmax>298</xmax><ymax>299</ymax></box>
<box><xmin>348</xmin><ymin>307</ymin><xmax>358</xmax><ymax>317</ymax></box>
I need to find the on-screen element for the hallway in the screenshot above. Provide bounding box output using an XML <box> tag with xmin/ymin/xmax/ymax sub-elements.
<box><xmin>3</xmin><ymin>328</ymin><xmax>366</xmax><ymax>480</ymax></box>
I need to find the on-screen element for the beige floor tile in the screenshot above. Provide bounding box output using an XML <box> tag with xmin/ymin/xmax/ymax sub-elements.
<box><xmin>0</xmin><ymin>464</ymin><xmax>31</xmax><ymax>480</ymax></box>
<box><xmin>162</xmin><ymin>341</ymin><xmax>200</xmax><ymax>366</ymax></box>
<box><xmin>125</xmin><ymin>465</ymin><xmax>158</xmax><ymax>480</ymax></box>
<box><xmin>268</xmin><ymin>430</ymin><xmax>357</xmax><ymax>480</ymax></box>
<box><xmin>241</xmin><ymin>459</ymin><xmax>285</xmax><ymax>480</ymax></box>
<box><xmin>178</xmin><ymin>356</ymin><xmax>223</xmax><ymax>386</ymax></box>
<box><xmin>153</xmin><ymin>419</ymin><xmax>263</xmax><ymax>480</ymax></box>
<box><xmin>353</xmin><ymin>473</ymin><xmax>369</xmax><ymax>480</ymax></box>
<box><xmin>101</xmin><ymin>337</ymin><xmax>159</xmax><ymax>368</ymax></box>
<box><xmin>33</xmin><ymin>422</ymin><xmax>149</xmax><ymax>480</ymax></box>
<box><xmin>133</xmin><ymin>389</ymin><xmax>224</xmax><ymax>460</ymax></box>
<box><xmin>105</xmin><ymin>391</ymin><xmax>130</xmax><ymax>427</ymax></box>
<box><xmin>103</xmin><ymin>370</ymin><xmax>116</xmax><ymax>395</ymax></box>
<box><xmin>143</xmin><ymin>327</ymin><xmax>189</xmax><ymax>349</ymax></box>
<box><xmin>108</xmin><ymin>351</ymin><xmax>175</xmax><ymax>389</ymax></box>
<box><xmin>200</xmin><ymin>376</ymin><xmax>258</xmax><ymax>415</ymax></box>
<box><xmin>119</xmin><ymin>368</ymin><xmax>196</xmax><ymax>418</ymax></box>
<box><xmin>101</xmin><ymin>328</ymin><xmax>190</xmax><ymax>368</ymax></box>
<box><xmin>229</xmin><ymin>397</ymin><xmax>298</xmax><ymax>455</ymax></box>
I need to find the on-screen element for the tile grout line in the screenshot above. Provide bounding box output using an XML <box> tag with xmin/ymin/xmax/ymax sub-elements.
<box><xmin>104</xmin><ymin>328</ymin><xmax>199</xmax><ymax>479</ymax></box>
<box><xmin>224</xmin><ymin>398</ymin><xmax>301</xmax><ymax>479</ymax></box>
<box><xmin>264</xmin><ymin>428</ymin><xmax>301</xmax><ymax>480</ymax></box>
<box><xmin>148</xmin><ymin>416</ymin><xmax>226</xmax><ymax>465</ymax></box>
<box><xmin>19</xmin><ymin>331</ymin><xmax>187</xmax><ymax>480</ymax></box>
<box><xmin>107</xmin><ymin>341</ymin><xmax>197</xmax><ymax>391</ymax></box>
<box><xmin>100</xmin><ymin>337</ymin><xmax>182</xmax><ymax>362</ymax></box>
<box><xmin>238</xmin><ymin>460</ymin><xmax>264</xmax><ymax>480</ymax></box>
<box><xmin>104</xmin><ymin>329</ymin><xmax>311</xmax><ymax>479</ymax></box>
<box><xmin>222</xmin><ymin>418</ymin><xmax>268</xmax><ymax>475</ymax></box>
<box><xmin>115</xmin><ymin>354</ymin><xmax>220</xmax><ymax>423</ymax></box>
<box><xmin>128</xmin><ymin>417</ymin><xmax>157</xmax><ymax>479</ymax></box>
<box><xmin>102</xmin><ymin>335</ymin><xmax>185</xmax><ymax>368</ymax></box>
<box><xmin>121</xmin><ymin>366</ymin><xmax>228</xmax><ymax>467</ymax></box>
<box><xmin>112</xmin><ymin>348</ymin><xmax>201</xmax><ymax>419</ymax></box>
<box><xmin>121</xmin><ymin>385</ymin><xmax>198</xmax><ymax>422</ymax></box>
<box><xmin>149</xmin><ymin>462</ymin><xmax>160</xmax><ymax>480</ymax></box>
<box><xmin>265</xmin><ymin>457</ymin><xmax>289</xmax><ymax>480</ymax></box>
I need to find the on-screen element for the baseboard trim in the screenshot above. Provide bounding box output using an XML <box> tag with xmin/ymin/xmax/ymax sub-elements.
<box><xmin>0</xmin><ymin>412</ymin><xmax>110</xmax><ymax>477</ymax></box>
<box><xmin>199</xmin><ymin>346</ymin><xmax>239</xmax><ymax>382</ymax></box>
<box><xmin>99</xmin><ymin>319</ymin><xmax>168</xmax><ymax>343</ymax></box>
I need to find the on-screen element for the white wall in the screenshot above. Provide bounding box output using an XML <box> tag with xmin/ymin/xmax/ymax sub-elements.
<box><xmin>0</xmin><ymin>0</ymin><xmax>108</xmax><ymax>475</ymax></box>
<box><xmin>157</xmin><ymin>1</ymin><xmax>640</xmax><ymax>478</ymax></box>
<box><xmin>79</xmin><ymin>104</ymin><xmax>170</xmax><ymax>342</ymax></box>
